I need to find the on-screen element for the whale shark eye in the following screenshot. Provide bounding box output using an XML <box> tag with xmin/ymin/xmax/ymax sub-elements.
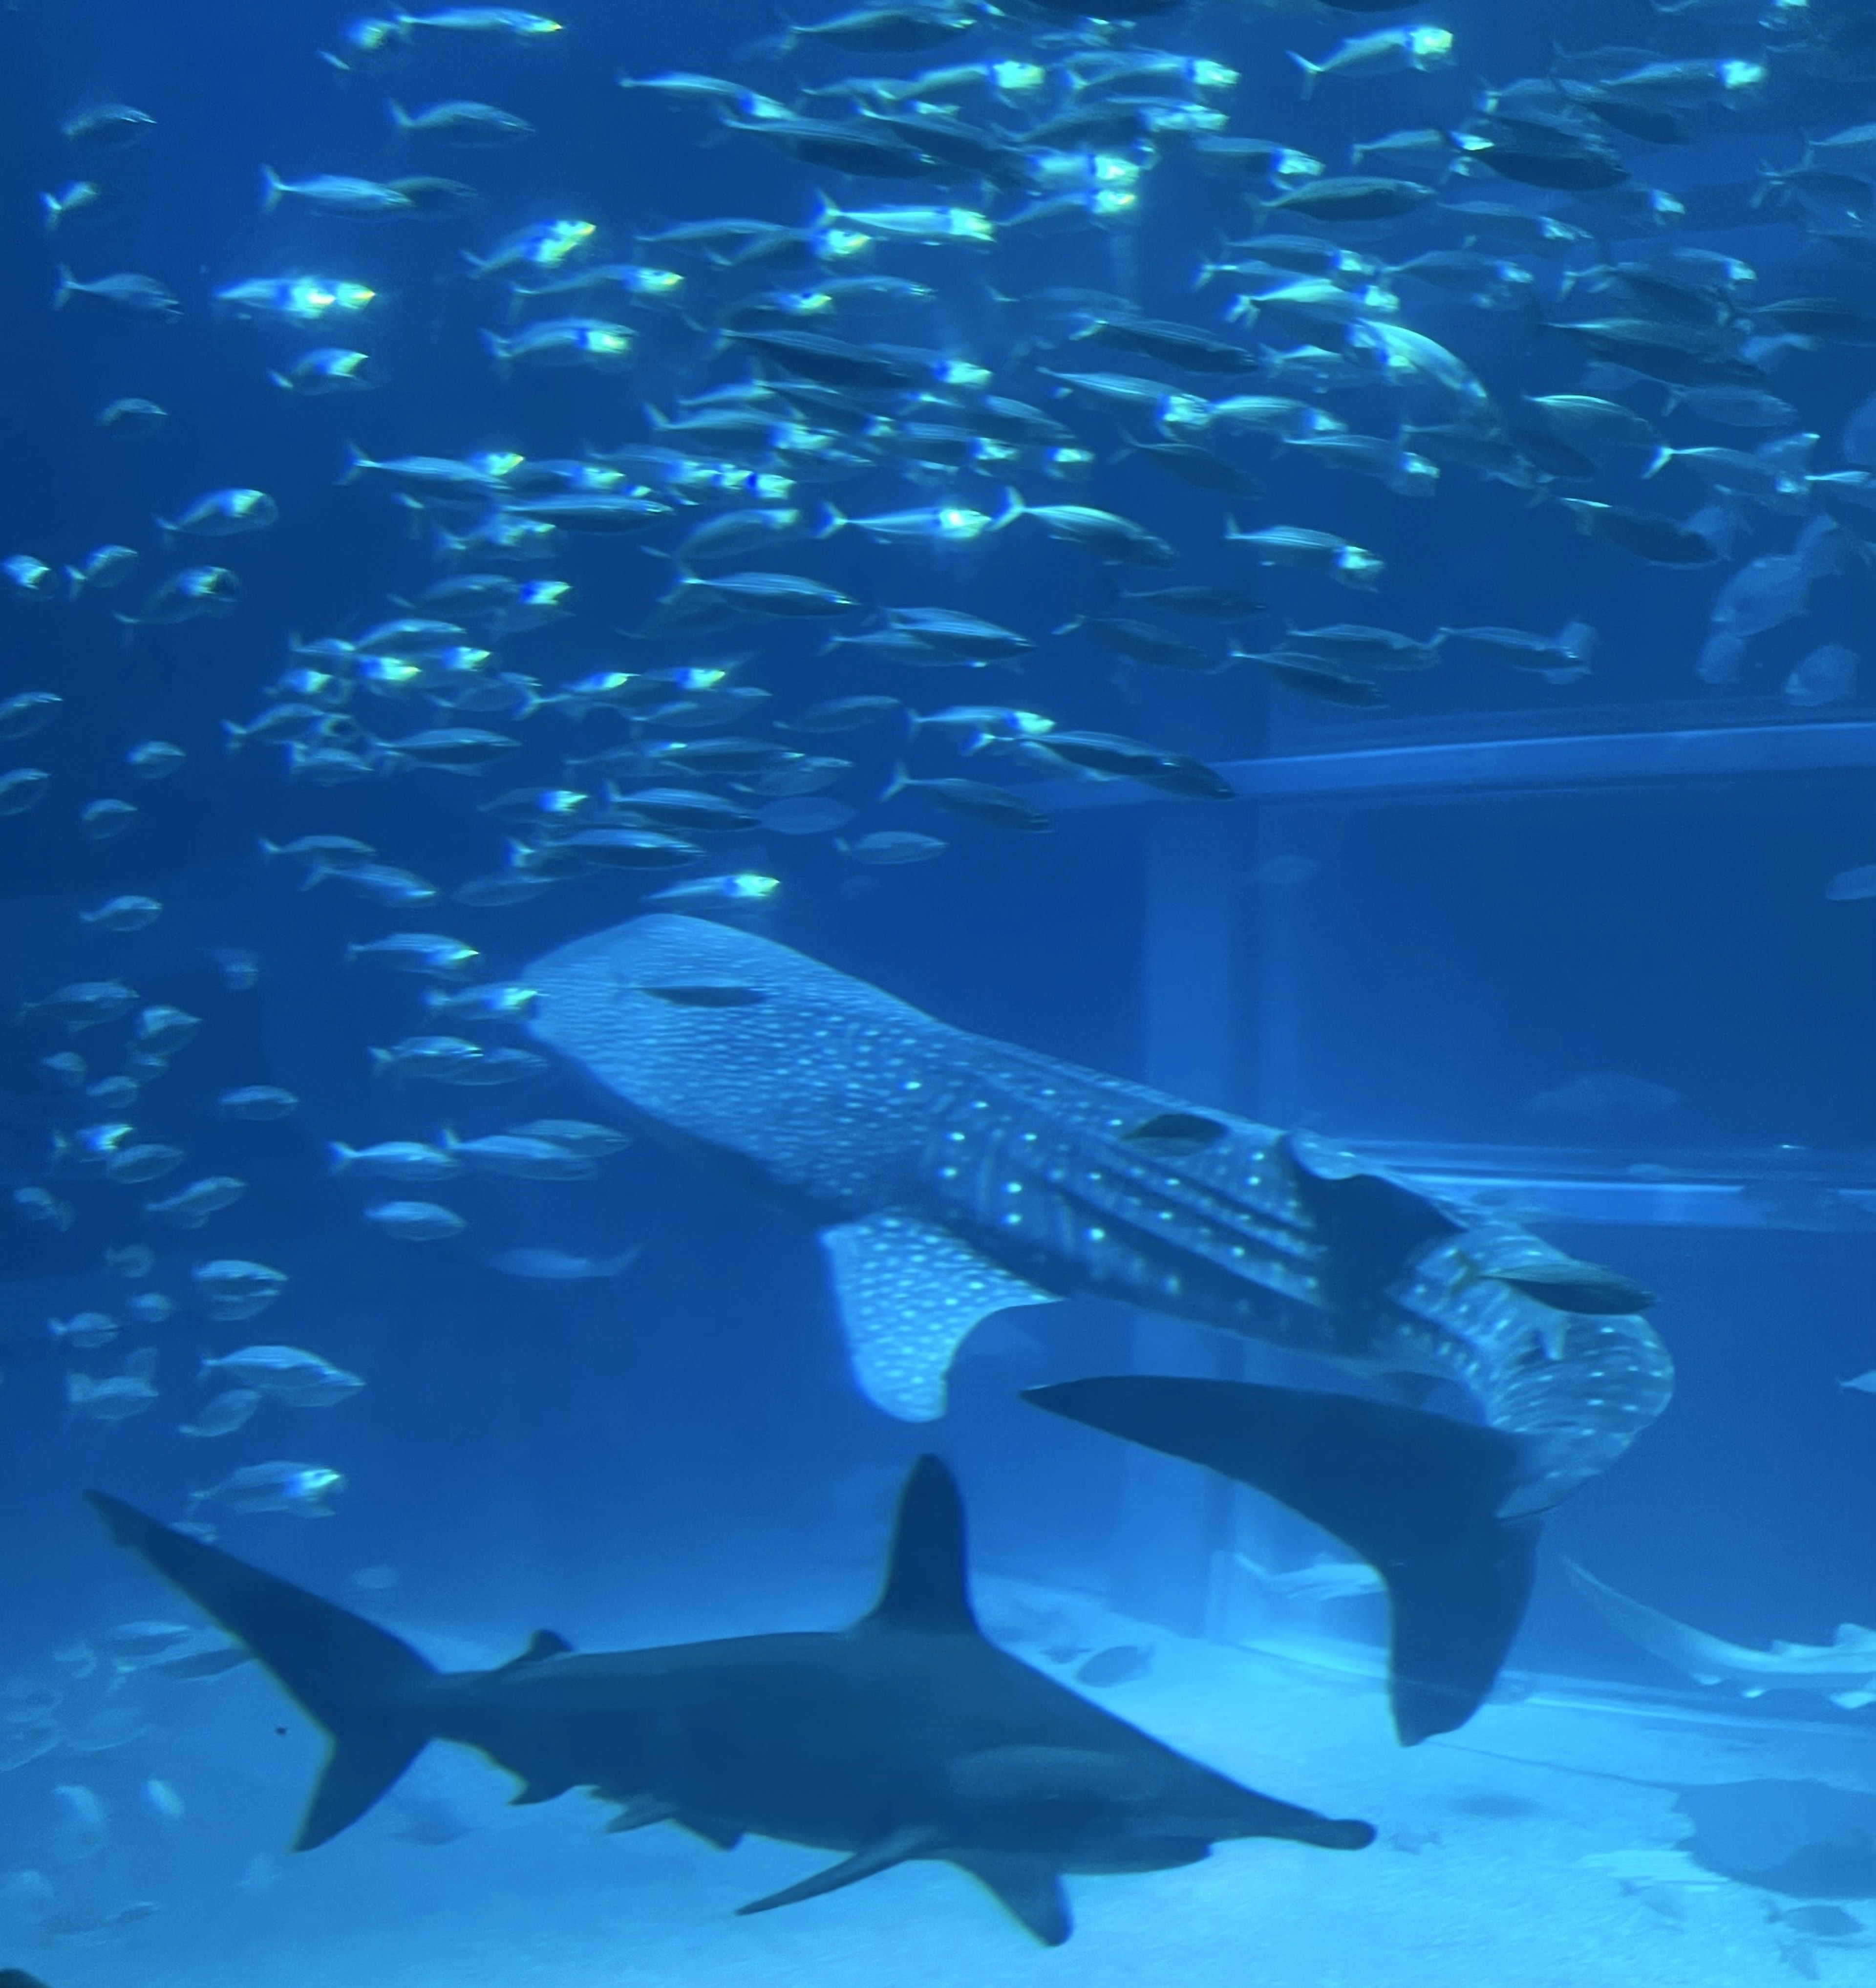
<box><xmin>1122</xmin><ymin>1111</ymin><xmax>1228</xmax><ymax>1154</ymax></box>
<box><xmin>639</xmin><ymin>982</ymin><xmax>767</xmax><ymax>1008</ymax></box>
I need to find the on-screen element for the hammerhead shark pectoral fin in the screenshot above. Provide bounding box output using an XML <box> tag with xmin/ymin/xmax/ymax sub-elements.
<box><xmin>950</xmin><ymin>1853</ymin><xmax>1072</xmax><ymax>1946</ymax></box>
<box><xmin>734</xmin><ymin>1823</ymin><xmax>943</xmax><ymax>1918</ymax></box>
<box><xmin>1023</xmin><ymin>1379</ymin><xmax>1539</xmax><ymax>1746</ymax></box>
<box><xmin>819</xmin><ymin>1213</ymin><xmax>1061</xmax><ymax>1420</ymax></box>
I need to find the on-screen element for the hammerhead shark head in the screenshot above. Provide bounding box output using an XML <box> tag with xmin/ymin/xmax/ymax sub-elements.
<box><xmin>524</xmin><ymin>915</ymin><xmax>1673</xmax><ymax>1742</ymax></box>
<box><xmin>87</xmin><ymin>1461</ymin><xmax>1374</xmax><ymax>1945</ymax></box>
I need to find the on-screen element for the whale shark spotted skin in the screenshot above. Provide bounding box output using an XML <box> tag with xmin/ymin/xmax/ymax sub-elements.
<box><xmin>525</xmin><ymin>916</ymin><xmax>1673</xmax><ymax>1742</ymax></box>
<box><xmin>525</xmin><ymin>916</ymin><xmax>1670</xmax><ymax>1508</ymax></box>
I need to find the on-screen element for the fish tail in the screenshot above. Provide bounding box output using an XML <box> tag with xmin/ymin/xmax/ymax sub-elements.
<box><xmin>811</xmin><ymin>502</ymin><xmax>846</xmax><ymax>539</ymax></box>
<box><xmin>51</xmin><ymin>264</ymin><xmax>75</xmax><ymax>309</ymax></box>
<box><xmin>86</xmin><ymin>1492</ymin><xmax>440</xmax><ymax>1849</ymax></box>
<box><xmin>386</xmin><ymin>100</ymin><xmax>413</xmax><ymax>132</ymax></box>
<box><xmin>40</xmin><ymin>190</ymin><xmax>63</xmax><ymax>233</ymax></box>
<box><xmin>1642</xmin><ymin>447</ymin><xmax>1672</xmax><ymax>478</ymax></box>
<box><xmin>338</xmin><ymin>441</ymin><xmax>372</xmax><ymax>486</ymax></box>
<box><xmin>1286</xmin><ymin>52</ymin><xmax>1320</xmax><ymax>100</ymax></box>
<box><xmin>260</xmin><ymin>166</ymin><xmax>285</xmax><ymax>215</ymax></box>
<box><xmin>880</xmin><ymin>761</ymin><xmax>914</xmax><ymax>802</ymax></box>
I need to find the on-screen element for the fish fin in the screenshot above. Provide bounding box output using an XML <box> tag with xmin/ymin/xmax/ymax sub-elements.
<box><xmin>1829</xmin><ymin>1690</ymin><xmax>1876</xmax><ymax>1710</ymax></box>
<box><xmin>950</xmin><ymin>1854</ymin><xmax>1071</xmax><ymax>1946</ymax></box>
<box><xmin>604</xmin><ymin>1796</ymin><xmax>679</xmax><ymax>1833</ymax></box>
<box><xmin>818</xmin><ymin>1213</ymin><xmax>1060</xmax><ymax>1421</ymax></box>
<box><xmin>1023</xmin><ymin>1378</ymin><xmax>1537</xmax><ymax>1745</ymax></box>
<box><xmin>84</xmin><ymin>1491</ymin><xmax>437</xmax><ymax>1848</ymax></box>
<box><xmin>862</xmin><ymin>1454</ymin><xmax>977</xmax><ymax>1634</ymax></box>
<box><xmin>260</xmin><ymin>166</ymin><xmax>285</xmax><ymax>214</ymax></box>
<box><xmin>498</xmin><ymin>1629</ymin><xmax>571</xmax><ymax>1669</ymax></box>
<box><xmin>1564</xmin><ymin>1560</ymin><xmax>1760</xmax><ymax>1691</ymax></box>
<box><xmin>1286</xmin><ymin>51</ymin><xmax>1321</xmax><ymax>100</ymax></box>
<box><xmin>735</xmin><ymin>1823</ymin><xmax>942</xmax><ymax>1917</ymax></box>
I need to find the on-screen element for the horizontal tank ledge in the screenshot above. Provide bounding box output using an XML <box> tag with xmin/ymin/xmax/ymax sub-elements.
<box><xmin>1042</xmin><ymin>720</ymin><xmax>1876</xmax><ymax>809</ymax></box>
<box><xmin>1390</xmin><ymin>1170</ymin><xmax>1876</xmax><ymax>1234</ymax></box>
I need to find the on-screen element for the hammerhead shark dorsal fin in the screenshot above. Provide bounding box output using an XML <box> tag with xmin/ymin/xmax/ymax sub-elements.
<box><xmin>1022</xmin><ymin>1379</ymin><xmax>1537</xmax><ymax>1745</ymax></box>
<box><xmin>819</xmin><ymin>1212</ymin><xmax>1060</xmax><ymax>1421</ymax></box>
<box><xmin>500</xmin><ymin>1629</ymin><xmax>573</xmax><ymax>1669</ymax></box>
<box><xmin>951</xmin><ymin>1853</ymin><xmax>1072</xmax><ymax>1946</ymax></box>
<box><xmin>863</xmin><ymin>1455</ymin><xmax>979</xmax><ymax>1635</ymax></box>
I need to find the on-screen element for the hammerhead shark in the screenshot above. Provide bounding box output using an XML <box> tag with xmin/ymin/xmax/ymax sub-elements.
<box><xmin>524</xmin><ymin>915</ymin><xmax>1673</xmax><ymax>1742</ymax></box>
<box><xmin>87</xmin><ymin>1459</ymin><xmax>1374</xmax><ymax>1945</ymax></box>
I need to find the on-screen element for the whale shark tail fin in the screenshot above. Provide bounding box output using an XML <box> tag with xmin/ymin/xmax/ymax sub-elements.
<box><xmin>1022</xmin><ymin>1378</ymin><xmax>1539</xmax><ymax>1745</ymax></box>
<box><xmin>86</xmin><ymin>1492</ymin><xmax>438</xmax><ymax>1846</ymax></box>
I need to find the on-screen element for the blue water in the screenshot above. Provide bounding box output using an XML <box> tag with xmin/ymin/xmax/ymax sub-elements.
<box><xmin>1</xmin><ymin>0</ymin><xmax>1874</xmax><ymax>1978</ymax></box>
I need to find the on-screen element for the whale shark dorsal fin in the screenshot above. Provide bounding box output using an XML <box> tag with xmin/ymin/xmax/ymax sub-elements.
<box><xmin>819</xmin><ymin>1213</ymin><xmax>1060</xmax><ymax>1421</ymax></box>
<box><xmin>951</xmin><ymin>1852</ymin><xmax>1072</xmax><ymax>1946</ymax></box>
<box><xmin>865</xmin><ymin>1455</ymin><xmax>978</xmax><ymax>1634</ymax></box>
<box><xmin>500</xmin><ymin>1629</ymin><xmax>572</xmax><ymax>1669</ymax></box>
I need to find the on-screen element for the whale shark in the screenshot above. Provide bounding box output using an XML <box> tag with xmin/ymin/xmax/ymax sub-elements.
<box><xmin>524</xmin><ymin>915</ymin><xmax>1673</xmax><ymax>1740</ymax></box>
<box><xmin>86</xmin><ymin>1459</ymin><xmax>1375</xmax><ymax>1945</ymax></box>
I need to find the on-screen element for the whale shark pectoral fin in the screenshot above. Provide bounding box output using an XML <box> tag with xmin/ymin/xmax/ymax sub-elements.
<box><xmin>1022</xmin><ymin>1378</ymin><xmax>1537</xmax><ymax>1746</ymax></box>
<box><xmin>950</xmin><ymin>1852</ymin><xmax>1072</xmax><ymax>1946</ymax></box>
<box><xmin>734</xmin><ymin>1823</ymin><xmax>943</xmax><ymax>1918</ymax></box>
<box><xmin>820</xmin><ymin>1214</ymin><xmax>1061</xmax><ymax>1421</ymax></box>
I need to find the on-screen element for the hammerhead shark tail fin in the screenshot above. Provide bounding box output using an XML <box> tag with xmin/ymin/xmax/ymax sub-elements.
<box><xmin>862</xmin><ymin>1454</ymin><xmax>979</xmax><ymax>1635</ymax></box>
<box><xmin>1022</xmin><ymin>1380</ymin><xmax>1539</xmax><ymax>1746</ymax></box>
<box><xmin>85</xmin><ymin>1492</ymin><xmax>439</xmax><ymax>1847</ymax></box>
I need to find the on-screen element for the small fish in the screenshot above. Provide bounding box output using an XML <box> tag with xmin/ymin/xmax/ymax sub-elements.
<box><xmin>329</xmin><ymin>1139</ymin><xmax>461</xmax><ymax>1182</ymax></box>
<box><xmin>145</xmin><ymin>1176</ymin><xmax>247</xmax><ymax>1228</ymax></box>
<box><xmin>346</xmin><ymin>933</ymin><xmax>481</xmax><ymax>977</ymax></box>
<box><xmin>97</xmin><ymin>397</ymin><xmax>168</xmax><ymax>436</ymax></box>
<box><xmin>81</xmin><ymin>798</ymin><xmax>138</xmax><ymax>838</ymax></box>
<box><xmin>883</xmin><ymin>766</ymin><xmax>1050</xmax><ymax>832</ymax></box>
<box><xmin>192</xmin><ymin>1258</ymin><xmax>289</xmax><ymax>1322</ymax></box>
<box><xmin>127</xmin><ymin>740</ymin><xmax>186</xmax><ymax>779</ymax></box>
<box><xmin>646</xmin><ymin>873</ymin><xmax>780</xmax><ymax>908</ymax></box>
<box><xmin>260</xmin><ymin>168</ymin><xmax>413</xmax><ymax>216</ymax></box>
<box><xmin>838</xmin><ymin>830</ymin><xmax>948</xmax><ymax>865</ymax></box>
<box><xmin>488</xmin><ymin>1247</ymin><xmax>639</xmax><ymax>1280</ymax></box>
<box><xmin>270</xmin><ymin>348</ymin><xmax>374</xmax><ymax>396</ymax></box>
<box><xmin>440</xmin><ymin>1131</ymin><xmax>594</xmax><ymax>1179</ymax></box>
<box><xmin>200</xmin><ymin>1346</ymin><xmax>363</xmax><ymax>1406</ymax></box>
<box><xmin>388</xmin><ymin>99</ymin><xmax>533</xmax><ymax>143</ymax></box>
<box><xmin>41</xmin><ymin>178</ymin><xmax>111</xmax><ymax>229</ymax></box>
<box><xmin>53</xmin><ymin>266</ymin><xmax>182</xmax><ymax>320</ymax></box>
<box><xmin>0</xmin><ymin>691</ymin><xmax>63</xmax><ymax>740</ymax></box>
<box><xmin>66</xmin><ymin>1349</ymin><xmax>160</xmax><ymax>1424</ymax></box>
<box><xmin>157</xmin><ymin>488</ymin><xmax>279</xmax><ymax>541</ymax></box>
<box><xmin>0</xmin><ymin>769</ymin><xmax>51</xmax><ymax>815</ymax></box>
<box><xmin>64</xmin><ymin>544</ymin><xmax>139</xmax><ymax>598</ymax></box>
<box><xmin>363</xmin><ymin>1200</ymin><xmax>466</xmax><ymax>1241</ymax></box>
<box><xmin>189</xmin><ymin>1462</ymin><xmax>344</xmax><ymax>1517</ymax></box>
<box><xmin>178</xmin><ymin>1389</ymin><xmax>263</xmax><ymax>1438</ymax></box>
<box><xmin>63</xmin><ymin>103</ymin><xmax>156</xmax><ymax>148</ymax></box>
<box><xmin>217</xmin><ymin>1085</ymin><xmax>299</xmax><ymax>1120</ymax></box>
